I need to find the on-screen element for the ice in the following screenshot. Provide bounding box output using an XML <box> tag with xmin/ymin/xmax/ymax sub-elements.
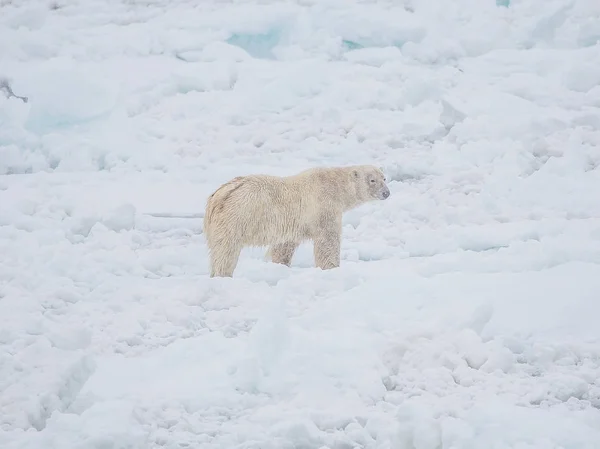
<box><xmin>2</xmin><ymin>0</ymin><xmax>600</xmax><ymax>448</ymax></box>
<box><xmin>21</xmin><ymin>65</ymin><xmax>119</xmax><ymax>134</ymax></box>
<box><xmin>227</xmin><ymin>28</ymin><xmax>284</xmax><ymax>60</ymax></box>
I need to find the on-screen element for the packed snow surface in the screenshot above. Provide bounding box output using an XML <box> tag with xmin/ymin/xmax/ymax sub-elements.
<box><xmin>2</xmin><ymin>0</ymin><xmax>600</xmax><ymax>448</ymax></box>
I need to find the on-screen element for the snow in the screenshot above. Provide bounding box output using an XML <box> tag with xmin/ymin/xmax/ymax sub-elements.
<box><xmin>1</xmin><ymin>0</ymin><xmax>600</xmax><ymax>447</ymax></box>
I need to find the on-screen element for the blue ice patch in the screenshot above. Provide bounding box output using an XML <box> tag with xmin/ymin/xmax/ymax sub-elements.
<box><xmin>226</xmin><ymin>27</ymin><xmax>284</xmax><ymax>59</ymax></box>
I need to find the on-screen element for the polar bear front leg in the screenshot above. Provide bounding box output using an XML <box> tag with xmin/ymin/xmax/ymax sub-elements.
<box><xmin>268</xmin><ymin>241</ymin><xmax>299</xmax><ymax>266</ymax></box>
<box><xmin>313</xmin><ymin>215</ymin><xmax>342</xmax><ymax>270</ymax></box>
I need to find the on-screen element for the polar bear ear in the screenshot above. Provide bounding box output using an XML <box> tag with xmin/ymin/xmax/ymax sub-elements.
<box><xmin>352</xmin><ymin>169</ymin><xmax>359</xmax><ymax>178</ymax></box>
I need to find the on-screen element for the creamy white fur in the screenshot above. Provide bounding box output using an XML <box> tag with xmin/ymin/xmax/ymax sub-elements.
<box><xmin>204</xmin><ymin>165</ymin><xmax>390</xmax><ymax>277</ymax></box>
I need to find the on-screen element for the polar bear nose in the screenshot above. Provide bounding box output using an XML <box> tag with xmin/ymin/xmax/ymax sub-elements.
<box><xmin>381</xmin><ymin>188</ymin><xmax>390</xmax><ymax>199</ymax></box>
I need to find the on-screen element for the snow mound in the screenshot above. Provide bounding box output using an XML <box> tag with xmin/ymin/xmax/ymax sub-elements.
<box><xmin>21</xmin><ymin>66</ymin><xmax>119</xmax><ymax>134</ymax></box>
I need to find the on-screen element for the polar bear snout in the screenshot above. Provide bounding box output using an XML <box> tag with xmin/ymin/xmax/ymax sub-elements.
<box><xmin>380</xmin><ymin>186</ymin><xmax>390</xmax><ymax>199</ymax></box>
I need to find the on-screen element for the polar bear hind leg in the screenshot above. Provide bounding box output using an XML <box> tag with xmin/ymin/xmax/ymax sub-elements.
<box><xmin>208</xmin><ymin>237</ymin><xmax>242</xmax><ymax>278</ymax></box>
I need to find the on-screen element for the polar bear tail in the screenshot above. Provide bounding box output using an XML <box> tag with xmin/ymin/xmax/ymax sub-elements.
<box><xmin>203</xmin><ymin>176</ymin><xmax>246</xmax><ymax>237</ymax></box>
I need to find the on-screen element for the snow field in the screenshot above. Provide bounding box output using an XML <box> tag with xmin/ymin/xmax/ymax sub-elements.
<box><xmin>1</xmin><ymin>0</ymin><xmax>600</xmax><ymax>448</ymax></box>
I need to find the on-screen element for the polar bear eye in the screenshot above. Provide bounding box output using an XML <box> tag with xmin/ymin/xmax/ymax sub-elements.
<box><xmin>370</xmin><ymin>179</ymin><xmax>376</xmax><ymax>183</ymax></box>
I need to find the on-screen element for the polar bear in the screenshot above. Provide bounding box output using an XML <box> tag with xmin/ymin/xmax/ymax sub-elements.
<box><xmin>203</xmin><ymin>165</ymin><xmax>390</xmax><ymax>277</ymax></box>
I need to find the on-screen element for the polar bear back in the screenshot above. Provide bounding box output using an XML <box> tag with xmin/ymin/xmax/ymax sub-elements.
<box><xmin>205</xmin><ymin>169</ymin><xmax>349</xmax><ymax>247</ymax></box>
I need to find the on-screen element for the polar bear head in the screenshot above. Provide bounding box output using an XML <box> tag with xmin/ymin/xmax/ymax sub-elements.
<box><xmin>352</xmin><ymin>165</ymin><xmax>390</xmax><ymax>202</ymax></box>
